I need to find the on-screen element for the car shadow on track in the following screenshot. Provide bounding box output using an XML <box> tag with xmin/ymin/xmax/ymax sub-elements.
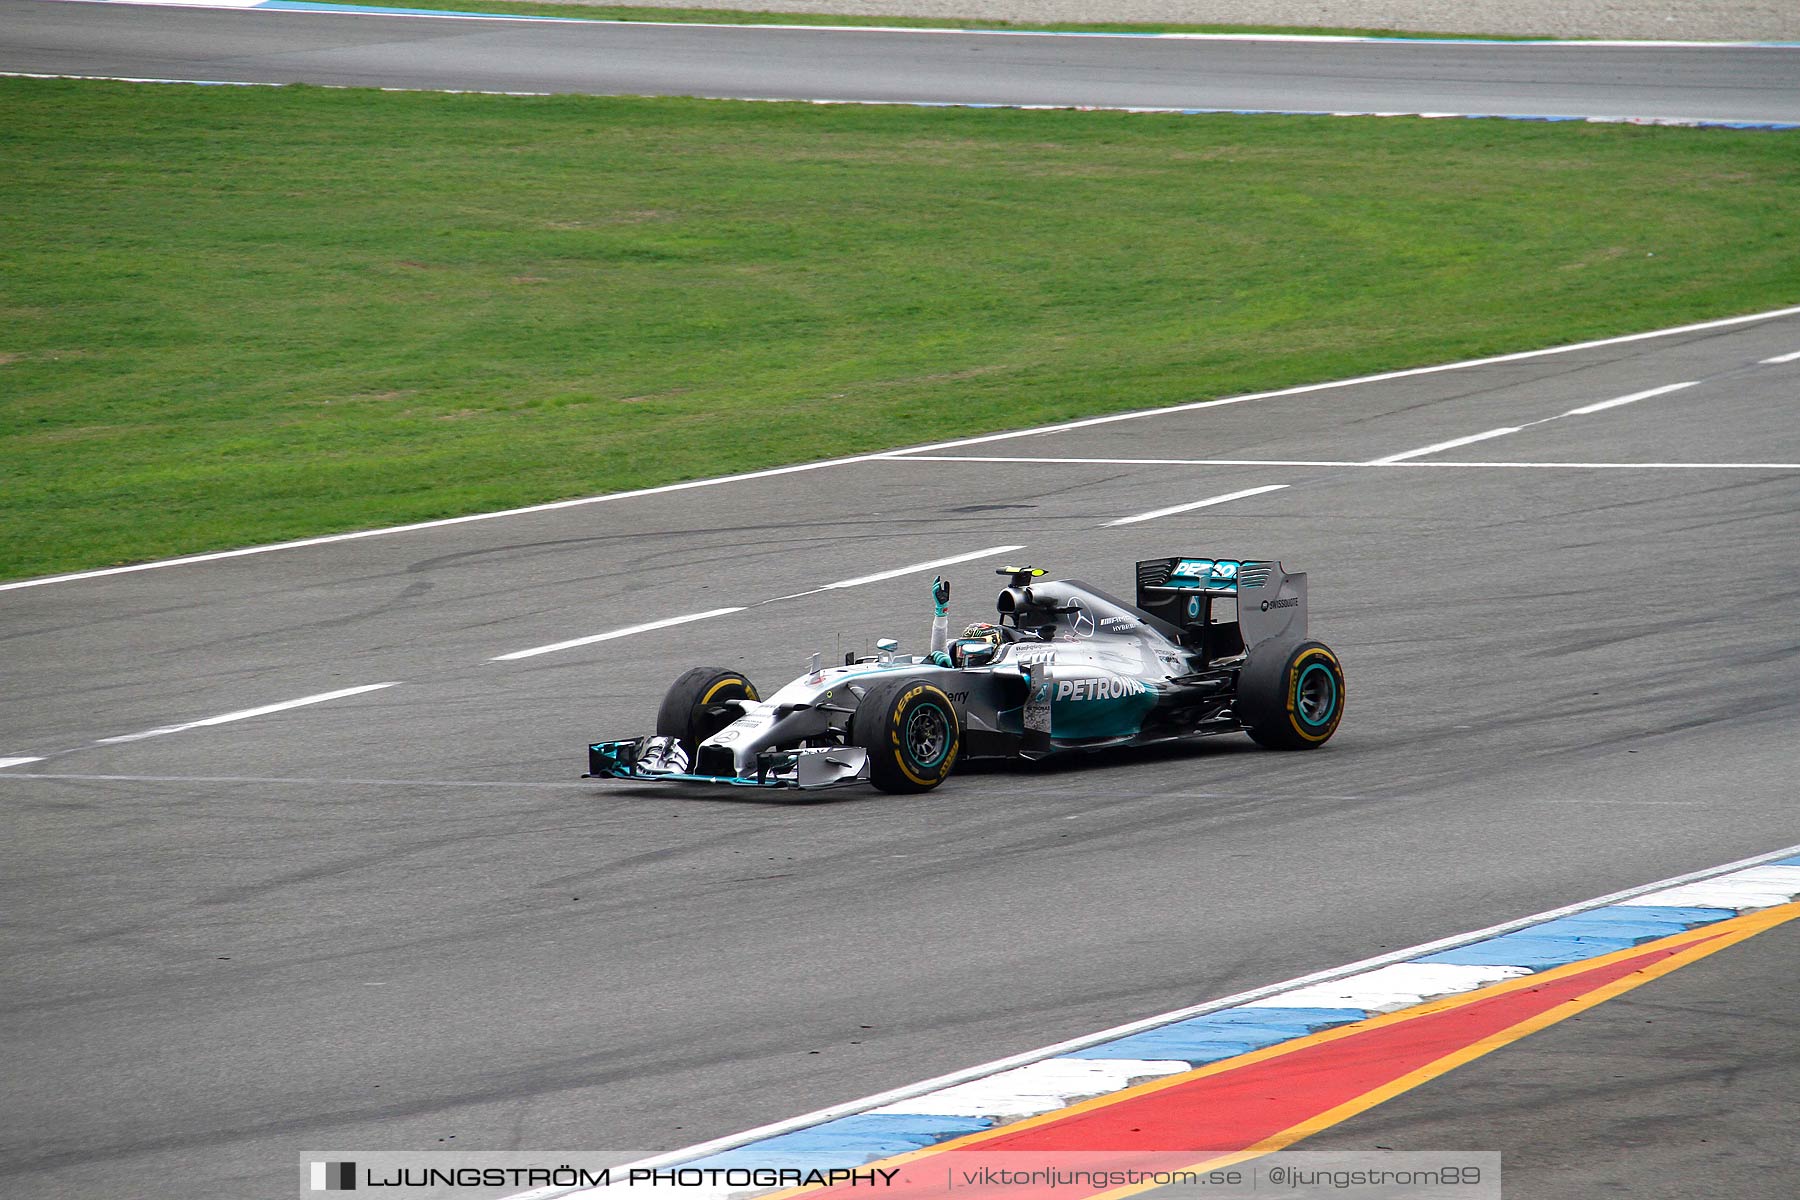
<box><xmin>594</xmin><ymin>734</ymin><xmax>1269</xmax><ymax>806</ymax></box>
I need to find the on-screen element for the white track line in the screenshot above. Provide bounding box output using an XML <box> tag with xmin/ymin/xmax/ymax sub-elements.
<box><xmin>0</xmin><ymin>756</ymin><xmax>46</xmax><ymax>770</ymax></box>
<box><xmin>906</xmin><ymin>455</ymin><xmax>1367</xmax><ymax>467</ymax></box>
<box><xmin>1374</xmin><ymin>381</ymin><xmax>1705</xmax><ymax>464</ymax></box>
<box><xmin>0</xmin><ymin>454</ymin><xmax>899</xmax><ymax>595</ymax></box>
<box><xmin>1324</xmin><ymin>459</ymin><xmax>1800</xmax><ymax>470</ymax></box>
<box><xmin>1368</xmin><ymin>426</ymin><xmax>1525</xmax><ymax>465</ymax></box>
<box><xmin>1104</xmin><ymin>484</ymin><xmax>1288</xmax><ymax>527</ymax></box>
<box><xmin>814</xmin><ymin>545</ymin><xmax>1027</xmax><ymax>591</ymax></box>
<box><xmin>0</xmin><ymin>772</ymin><xmax>1370</xmax><ymax>800</ymax></box>
<box><xmin>492</xmin><ymin>607</ymin><xmax>746</xmax><ymax>662</ymax></box>
<box><xmin>9</xmin><ymin>70</ymin><xmax>1795</xmax><ymax>128</ymax></box>
<box><xmin>49</xmin><ymin>4</ymin><xmax>1800</xmax><ymax>47</ymax></box>
<box><xmin>510</xmin><ymin>841</ymin><xmax>1800</xmax><ymax>1199</ymax></box>
<box><xmin>1561</xmin><ymin>380</ymin><xmax>1697</xmax><ymax>416</ymax></box>
<box><xmin>0</xmin><ymin>69</ymin><xmax>552</xmax><ymax>94</ymax></box>
<box><xmin>92</xmin><ymin>682</ymin><xmax>399</xmax><ymax>745</ymax></box>
<box><xmin>892</xmin><ymin>454</ymin><xmax>1800</xmax><ymax>470</ymax></box>
<box><xmin>759</xmin><ymin>101</ymin><xmax>1797</xmax><ymax>129</ymax></box>
<box><xmin>1760</xmin><ymin>349</ymin><xmax>1800</xmax><ymax>364</ymax></box>
<box><xmin>7</xmin><ymin>304</ymin><xmax>1799</xmax><ymax>595</ymax></box>
<box><xmin>496</xmin><ymin>546</ymin><xmax>1026</xmax><ymax>659</ymax></box>
<box><xmin>732</xmin><ymin>32</ymin><xmax>1800</xmax><ymax>47</ymax></box>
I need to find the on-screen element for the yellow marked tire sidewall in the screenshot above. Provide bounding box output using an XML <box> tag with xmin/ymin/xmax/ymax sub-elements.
<box><xmin>1284</xmin><ymin>647</ymin><xmax>1343</xmax><ymax>743</ymax></box>
<box><xmin>700</xmin><ymin>676</ymin><xmax>757</xmax><ymax>704</ymax></box>
<box><xmin>888</xmin><ymin>684</ymin><xmax>960</xmax><ymax>787</ymax></box>
<box><xmin>687</xmin><ymin>675</ymin><xmax>757</xmax><ymax>750</ymax></box>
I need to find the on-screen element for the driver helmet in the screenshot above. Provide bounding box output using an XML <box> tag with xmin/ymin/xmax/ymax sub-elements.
<box><xmin>954</xmin><ymin>621</ymin><xmax>1005</xmax><ymax>668</ymax></box>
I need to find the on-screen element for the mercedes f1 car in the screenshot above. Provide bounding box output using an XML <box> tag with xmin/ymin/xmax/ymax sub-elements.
<box><xmin>586</xmin><ymin>557</ymin><xmax>1344</xmax><ymax>793</ymax></box>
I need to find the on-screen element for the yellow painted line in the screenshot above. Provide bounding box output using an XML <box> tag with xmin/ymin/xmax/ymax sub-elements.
<box><xmin>757</xmin><ymin>899</ymin><xmax>1800</xmax><ymax>1200</ymax></box>
<box><xmin>1084</xmin><ymin>899</ymin><xmax>1800</xmax><ymax>1200</ymax></box>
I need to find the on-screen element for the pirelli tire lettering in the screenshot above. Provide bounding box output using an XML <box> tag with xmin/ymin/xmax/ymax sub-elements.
<box><xmin>1239</xmin><ymin>640</ymin><xmax>1345</xmax><ymax>751</ymax></box>
<box><xmin>854</xmin><ymin>679</ymin><xmax>962</xmax><ymax>794</ymax></box>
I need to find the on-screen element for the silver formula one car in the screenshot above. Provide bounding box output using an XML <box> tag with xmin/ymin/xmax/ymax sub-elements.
<box><xmin>586</xmin><ymin>557</ymin><xmax>1345</xmax><ymax>793</ymax></box>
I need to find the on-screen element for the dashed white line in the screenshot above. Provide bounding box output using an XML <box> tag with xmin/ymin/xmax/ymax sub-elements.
<box><xmin>901</xmin><ymin>454</ymin><xmax>1366</xmax><ymax>467</ymax></box>
<box><xmin>1368</xmin><ymin>426</ymin><xmax>1525</xmax><ymax>465</ymax></box>
<box><xmin>492</xmin><ymin>608</ymin><xmax>747</xmax><ymax>662</ymax></box>
<box><xmin>0</xmin><ymin>756</ymin><xmax>46</xmax><ymax>770</ymax></box>
<box><xmin>925</xmin><ymin>379</ymin><xmax>1720</xmax><ymax>472</ymax></box>
<box><xmin>1104</xmin><ymin>484</ymin><xmax>1288</xmax><ymax>527</ymax></box>
<box><xmin>1561</xmin><ymin>380</ymin><xmax>1697</xmax><ymax>417</ymax></box>
<box><xmin>1372</xmin><ymin>381</ymin><xmax>1701</xmax><ymax>465</ymax></box>
<box><xmin>496</xmin><ymin>546</ymin><xmax>1028</xmax><ymax>660</ymax></box>
<box><xmin>92</xmin><ymin>682</ymin><xmax>400</xmax><ymax>745</ymax></box>
<box><xmin>816</xmin><ymin>545</ymin><xmax>1027</xmax><ymax>591</ymax></box>
<box><xmin>1761</xmin><ymin>349</ymin><xmax>1800</xmax><ymax>364</ymax></box>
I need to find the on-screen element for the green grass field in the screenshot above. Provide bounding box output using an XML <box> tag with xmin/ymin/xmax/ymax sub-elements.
<box><xmin>2</xmin><ymin>79</ymin><xmax>1796</xmax><ymax>581</ymax></box>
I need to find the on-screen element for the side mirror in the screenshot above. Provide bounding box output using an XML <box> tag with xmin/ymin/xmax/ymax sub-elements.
<box><xmin>875</xmin><ymin>637</ymin><xmax>899</xmax><ymax>662</ymax></box>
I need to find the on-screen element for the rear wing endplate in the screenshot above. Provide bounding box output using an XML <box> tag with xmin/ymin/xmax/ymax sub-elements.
<box><xmin>1134</xmin><ymin>556</ymin><xmax>1307</xmax><ymax>649</ymax></box>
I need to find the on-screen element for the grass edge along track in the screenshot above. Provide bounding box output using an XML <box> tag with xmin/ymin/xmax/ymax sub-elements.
<box><xmin>4</xmin><ymin>80</ymin><xmax>1798</xmax><ymax>580</ymax></box>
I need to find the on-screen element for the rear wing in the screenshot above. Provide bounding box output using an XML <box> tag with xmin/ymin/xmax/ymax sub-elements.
<box><xmin>1135</xmin><ymin>556</ymin><xmax>1308</xmax><ymax>650</ymax></box>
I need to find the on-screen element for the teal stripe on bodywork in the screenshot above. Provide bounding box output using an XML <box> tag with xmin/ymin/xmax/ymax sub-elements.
<box><xmin>1051</xmin><ymin>690</ymin><xmax>1158</xmax><ymax>739</ymax></box>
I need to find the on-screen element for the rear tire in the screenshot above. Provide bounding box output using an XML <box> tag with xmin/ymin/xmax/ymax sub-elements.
<box><xmin>656</xmin><ymin>667</ymin><xmax>759</xmax><ymax>759</ymax></box>
<box><xmin>853</xmin><ymin>677</ymin><xmax>961</xmax><ymax>793</ymax></box>
<box><xmin>1239</xmin><ymin>640</ymin><xmax>1344</xmax><ymax>750</ymax></box>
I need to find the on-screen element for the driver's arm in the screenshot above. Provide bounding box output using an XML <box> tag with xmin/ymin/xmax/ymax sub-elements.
<box><xmin>928</xmin><ymin>576</ymin><xmax>952</xmax><ymax>665</ymax></box>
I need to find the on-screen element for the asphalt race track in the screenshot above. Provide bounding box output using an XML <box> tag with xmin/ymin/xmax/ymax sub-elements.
<box><xmin>3</xmin><ymin>0</ymin><xmax>1800</xmax><ymax>122</ymax></box>
<box><xmin>5</xmin><ymin>298</ymin><xmax>1800</xmax><ymax>1196</ymax></box>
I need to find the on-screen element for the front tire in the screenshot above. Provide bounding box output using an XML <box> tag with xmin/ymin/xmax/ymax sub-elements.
<box><xmin>656</xmin><ymin>666</ymin><xmax>759</xmax><ymax>759</ymax></box>
<box><xmin>1239</xmin><ymin>640</ymin><xmax>1345</xmax><ymax>750</ymax></box>
<box><xmin>853</xmin><ymin>678</ymin><xmax>961</xmax><ymax>793</ymax></box>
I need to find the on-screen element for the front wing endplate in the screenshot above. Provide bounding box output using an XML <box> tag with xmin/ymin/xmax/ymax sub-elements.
<box><xmin>585</xmin><ymin>738</ymin><xmax>870</xmax><ymax>790</ymax></box>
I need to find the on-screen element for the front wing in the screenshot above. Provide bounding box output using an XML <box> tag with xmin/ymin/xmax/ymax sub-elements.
<box><xmin>586</xmin><ymin>736</ymin><xmax>871</xmax><ymax>790</ymax></box>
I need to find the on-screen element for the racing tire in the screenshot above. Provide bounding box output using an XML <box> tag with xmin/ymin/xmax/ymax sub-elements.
<box><xmin>853</xmin><ymin>677</ymin><xmax>961</xmax><ymax>794</ymax></box>
<box><xmin>656</xmin><ymin>667</ymin><xmax>760</xmax><ymax>760</ymax></box>
<box><xmin>1238</xmin><ymin>640</ymin><xmax>1345</xmax><ymax>750</ymax></box>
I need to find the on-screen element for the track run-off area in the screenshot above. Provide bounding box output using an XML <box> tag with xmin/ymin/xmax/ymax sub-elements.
<box><xmin>4</xmin><ymin>300</ymin><xmax>1799</xmax><ymax>1197</ymax></box>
